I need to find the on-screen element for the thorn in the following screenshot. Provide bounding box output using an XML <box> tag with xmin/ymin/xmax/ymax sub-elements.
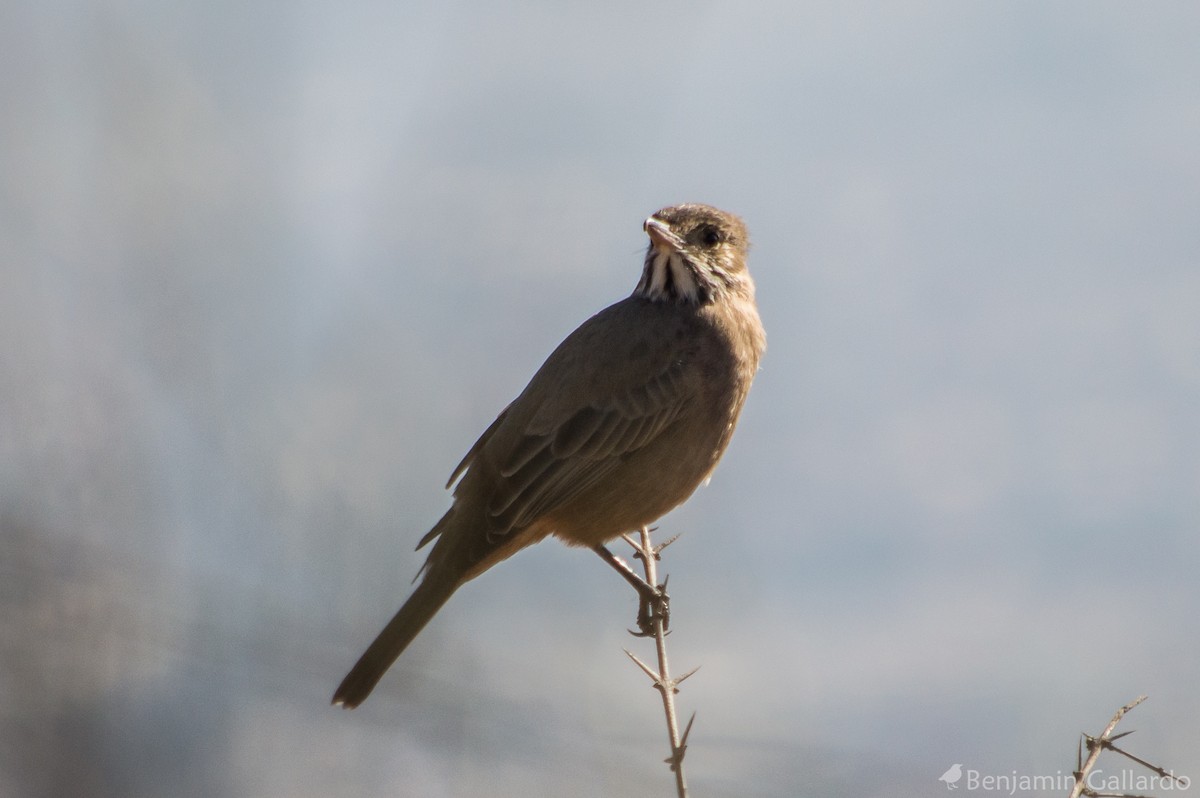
<box><xmin>675</xmin><ymin>665</ymin><xmax>701</xmax><ymax>686</ymax></box>
<box><xmin>680</xmin><ymin>711</ymin><xmax>696</xmax><ymax>747</ymax></box>
<box><xmin>664</xmin><ymin>712</ymin><xmax>696</xmax><ymax>771</ymax></box>
<box><xmin>1108</xmin><ymin>730</ymin><xmax>1136</xmax><ymax>742</ymax></box>
<box><xmin>655</xmin><ymin>533</ymin><xmax>682</xmax><ymax>555</ymax></box>
<box><xmin>623</xmin><ymin>649</ymin><xmax>661</xmax><ymax>682</ymax></box>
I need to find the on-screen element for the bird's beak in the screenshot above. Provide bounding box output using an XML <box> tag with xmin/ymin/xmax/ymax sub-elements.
<box><xmin>644</xmin><ymin>216</ymin><xmax>683</xmax><ymax>254</ymax></box>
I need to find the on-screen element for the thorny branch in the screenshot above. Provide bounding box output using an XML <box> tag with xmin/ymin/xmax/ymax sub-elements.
<box><xmin>1070</xmin><ymin>696</ymin><xmax>1186</xmax><ymax>798</ymax></box>
<box><xmin>620</xmin><ymin>526</ymin><xmax>696</xmax><ymax>798</ymax></box>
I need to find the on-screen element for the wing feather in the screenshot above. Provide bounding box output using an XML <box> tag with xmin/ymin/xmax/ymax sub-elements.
<box><xmin>487</xmin><ymin>445</ymin><xmax>557</xmax><ymax>516</ymax></box>
<box><xmin>600</xmin><ymin>413</ymin><xmax>652</xmax><ymax>457</ymax></box>
<box><xmin>447</xmin><ymin>405</ymin><xmax>510</xmax><ymax>488</ymax></box>
<box><xmin>570</xmin><ymin>409</ymin><xmax>627</xmax><ymax>458</ymax></box>
<box><xmin>484</xmin><ymin>359</ymin><xmax>694</xmax><ymax>537</ymax></box>
<box><xmin>550</xmin><ymin>406</ymin><xmax>606</xmax><ymax>459</ymax></box>
<box><xmin>491</xmin><ymin>457</ymin><xmax>623</xmax><ymax>534</ymax></box>
<box><xmin>500</xmin><ymin>432</ymin><xmax>550</xmax><ymax>478</ymax></box>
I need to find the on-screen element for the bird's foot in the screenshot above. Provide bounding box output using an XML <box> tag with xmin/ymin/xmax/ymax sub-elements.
<box><xmin>591</xmin><ymin>542</ymin><xmax>671</xmax><ymax>636</ymax></box>
<box><xmin>631</xmin><ymin>578</ymin><xmax>670</xmax><ymax>637</ymax></box>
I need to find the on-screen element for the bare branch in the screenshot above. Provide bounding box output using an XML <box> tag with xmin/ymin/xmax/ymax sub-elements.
<box><xmin>622</xmin><ymin>526</ymin><xmax>693</xmax><ymax>798</ymax></box>
<box><xmin>1068</xmin><ymin>696</ymin><xmax>1184</xmax><ymax>798</ymax></box>
<box><xmin>1071</xmin><ymin>696</ymin><xmax>1145</xmax><ymax>798</ymax></box>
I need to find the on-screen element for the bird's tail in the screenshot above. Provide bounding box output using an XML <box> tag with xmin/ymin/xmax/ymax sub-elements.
<box><xmin>332</xmin><ymin>571</ymin><xmax>459</xmax><ymax>708</ymax></box>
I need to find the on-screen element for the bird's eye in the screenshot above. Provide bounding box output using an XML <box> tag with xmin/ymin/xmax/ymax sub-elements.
<box><xmin>698</xmin><ymin>225</ymin><xmax>722</xmax><ymax>247</ymax></box>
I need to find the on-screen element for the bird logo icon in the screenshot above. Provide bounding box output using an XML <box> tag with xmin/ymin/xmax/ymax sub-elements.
<box><xmin>939</xmin><ymin>763</ymin><xmax>964</xmax><ymax>789</ymax></box>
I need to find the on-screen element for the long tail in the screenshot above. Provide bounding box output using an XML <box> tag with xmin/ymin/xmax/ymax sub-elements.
<box><xmin>332</xmin><ymin>572</ymin><xmax>459</xmax><ymax>708</ymax></box>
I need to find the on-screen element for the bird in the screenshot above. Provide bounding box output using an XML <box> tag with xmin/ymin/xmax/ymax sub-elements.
<box><xmin>939</xmin><ymin>764</ymin><xmax>963</xmax><ymax>789</ymax></box>
<box><xmin>333</xmin><ymin>203</ymin><xmax>766</xmax><ymax>708</ymax></box>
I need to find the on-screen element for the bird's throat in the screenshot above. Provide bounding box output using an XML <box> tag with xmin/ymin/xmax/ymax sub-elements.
<box><xmin>636</xmin><ymin>250</ymin><xmax>703</xmax><ymax>304</ymax></box>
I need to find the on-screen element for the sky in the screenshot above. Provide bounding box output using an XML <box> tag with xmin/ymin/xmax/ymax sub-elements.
<box><xmin>2</xmin><ymin>1</ymin><xmax>1199</xmax><ymax>796</ymax></box>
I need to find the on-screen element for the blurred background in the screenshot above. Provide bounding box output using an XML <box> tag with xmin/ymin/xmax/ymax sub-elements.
<box><xmin>3</xmin><ymin>2</ymin><xmax>1198</xmax><ymax>796</ymax></box>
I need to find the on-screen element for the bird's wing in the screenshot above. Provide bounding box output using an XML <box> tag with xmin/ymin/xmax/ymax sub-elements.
<box><xmin>475</xmin><ymin>354</ymin><xmax>696</xmax><ymax>537</ymax></box>
<box><xmin>445</xmin><ymin>404</ymin><xmax>511</xmax><ymax>489</ymax></box>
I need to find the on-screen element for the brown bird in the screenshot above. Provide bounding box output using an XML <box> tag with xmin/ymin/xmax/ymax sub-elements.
<box><xmin>333</xmin><ymin>203</ymin><xmax>765</xmax><ymax>708</ymax></box>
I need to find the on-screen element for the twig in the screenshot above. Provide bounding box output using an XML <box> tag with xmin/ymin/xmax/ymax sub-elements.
<box><xmin>1101</xmin><ymin>738</ymin><xmax>1188</xmax><ymax>786</ymax></box>
<box><xmin>1071</xmin><ymin>696</ymin><xmax>1144</xmax><ymax>798</ymax></box>
<box><xmin>1068</xmin><ymin>696</ymin><xmax>1183</xmax><ymax>798</ymax></box>
<box><xmin>621</xmin><ymin>526</ymin><xmax>695</xmax><ymax>798</ymax></box>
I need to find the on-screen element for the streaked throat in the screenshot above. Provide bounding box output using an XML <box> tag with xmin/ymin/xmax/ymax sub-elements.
<box><xmin>636</xmin><ymin>250</ymin><xmax>705</xmax><ymax>304</ymax></box>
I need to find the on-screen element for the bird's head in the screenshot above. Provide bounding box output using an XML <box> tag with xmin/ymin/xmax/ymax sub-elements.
<box><xmin>636</xmin><ymin>203</ymin><xmax>752</xmax><ymax>304</ymax></box>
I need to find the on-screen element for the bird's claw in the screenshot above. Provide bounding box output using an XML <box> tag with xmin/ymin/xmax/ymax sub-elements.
<box><xmin>629</xmin><ymin>583</ymin><xmax>670</xmax><ymax>637</ymax></box>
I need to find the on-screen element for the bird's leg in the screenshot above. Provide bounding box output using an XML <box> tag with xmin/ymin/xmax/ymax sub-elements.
<box><xmin>592</xmin><ymin>543</ymin><xmax>669</xmax><ymax>637</ymax></box>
